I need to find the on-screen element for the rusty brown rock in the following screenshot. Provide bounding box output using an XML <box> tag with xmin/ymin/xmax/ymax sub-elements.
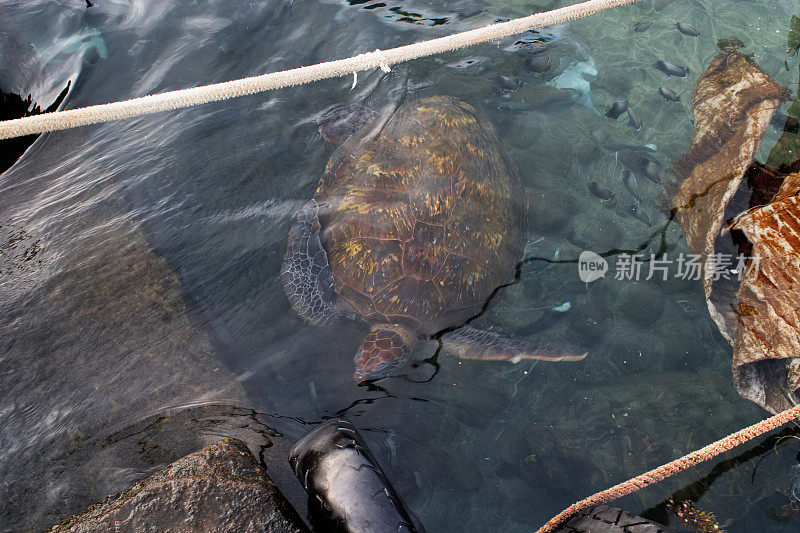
<box><xmin>671</xmin><ymin>48</ymin><xmax>789</xmax><ymax>342</ymax></box>
<box><xmin>49</xmin><ymin>438</ymin><xmax>309</xmax><ymax>533</ymax></box>
<box><xmin>731</xmin><ymin>172</ymin><xmax>800</xmax><ymax>409</ymax></box>
<box><xmin>667</xmin><ymin>47</ymin><xmax>800</xmax><ymax>414</ymax></box>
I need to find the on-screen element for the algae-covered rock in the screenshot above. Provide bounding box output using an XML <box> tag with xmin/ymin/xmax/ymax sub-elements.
<box><xmin>789</xmin><ymin>15</ymin><xmax>800</xmax><ymax>56</ymax></box>
<box><xmin>50</xmin><ymin>438</ymin><xmax>308</xmax><ymax>533</ymax></box>
<box><xmin>766</xmin><ymin>61</ymin><xmax>800</xmax><ymax>172</ymax></box>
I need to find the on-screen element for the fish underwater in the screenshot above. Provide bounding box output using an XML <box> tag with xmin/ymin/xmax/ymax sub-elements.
<box><xmin>676</xmin><ymin>22</ymin><xmax>700</xmax><ymax>37</ymax></box>
<box><xmin>605</xmin><ymin>99</ymin><xmax>628</xmax><ymax>119</ymax></box>
<box><xmin>546</xmin><ymin>58</ymin><xmax>600</xmax><ymax>114</ymax></box>
<box><xmin>628</xmin><ymin>205</ymin><xmax>651</xmax><ymax>226</ymax></box>
<box><xmin>502</xmin><ymin>30</ymin><xmax>557</xmax><ymax>55</ymax></box>
<box><xmin>641</xmin><ymin>159</ymin><xmax>661</xmax><ymax>183</ymax></box>
<box><xmin>492</xmin><ymin>75</ymin><xmax>522</xmax><ymax>93</ymax></box>
<box><xmin>620</xmin><ymin>169</ymin><xmax>641</xmax><ymax>203</ymax></box>
<box><xmin>626</xmin><ymin>108</ymin><xmax>642</xmax><ymax>130</ymax></box>
<box><xmin>653</xmin><ymin>60</ymin><xmax>688</xmax><ymax>78</ymax></box>
<box><xmin>658</xmin><ymin>86</ymin><xmax>680</xmax><ymax>102</ymax></box>
<box><xmin>633</xmin><ymin>20</ymin><xmax>653</xmax><ymax>32</ymax></box>
<box><xmin>443</xmin><ymin>56</ymin><xmax>491</xmax><ymax>75</ymax></box>
<box><xmin>36</xmin><ymin>27</ymin><xmax>108</xmax><ymax>62</ymax></box>
<box><xmin>524</xmin><ymin>55</ymin><xmax>551</xmax><ymax>73</ymax></box>
<box><xmin>587</xmin><ymin>181</ymin><xmax>614</xmax><ymax>200</ymax></box>
<box><xmin>675</xmin><ymin>299</ymin><xmax>700</xmax><ymax>314</ymax></box>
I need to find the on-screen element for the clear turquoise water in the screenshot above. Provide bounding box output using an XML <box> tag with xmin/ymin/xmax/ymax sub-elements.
<box><xmin>1</xmin><ymin>0</ymin><xmax>799</xmax><ymax>531</ymax></box>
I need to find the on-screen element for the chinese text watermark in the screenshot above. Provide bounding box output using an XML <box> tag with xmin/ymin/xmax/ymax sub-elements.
<box><xmin>578</xmin><ymin>252</ymin><xmax>758</xmax><ymax>283</ymax></box>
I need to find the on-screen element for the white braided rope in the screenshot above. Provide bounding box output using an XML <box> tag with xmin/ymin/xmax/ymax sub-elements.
<box><xmin>0</xmin><ymin>0</ymin><xmax>639</xmax><ymax>140</ymax></box>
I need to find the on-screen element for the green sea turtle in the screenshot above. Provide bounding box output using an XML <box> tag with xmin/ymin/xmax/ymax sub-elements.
<box><xmin>282</xmin><ymin>96</ymin><xmax>586</xmax><ymax>382</ymax></box>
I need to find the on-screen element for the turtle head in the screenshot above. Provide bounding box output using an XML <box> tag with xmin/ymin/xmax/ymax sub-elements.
<box><xmin>317</xmin><ymin>104</ymin><xmax>378</xmax><ymax>145</ymax></box>
<box><xmin>354</xmin><ymin>324</ymin><xmax>416</xmax><ymax>383</ymax></box>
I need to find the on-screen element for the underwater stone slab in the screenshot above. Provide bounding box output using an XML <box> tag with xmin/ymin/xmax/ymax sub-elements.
<box><xmin>49</xmin><ymin>438</ymin><xmax>309</xmax><ymax>533</ymax></box>
<box><xmin>0</xmin><ymin>214</ymin><xmax>250</xmax><ymax>530</ymax></box>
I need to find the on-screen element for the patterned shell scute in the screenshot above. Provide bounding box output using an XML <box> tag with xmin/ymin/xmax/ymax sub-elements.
<box><xmin>315</xmin><ymin>96</ymin><xmax>527</xmax><ymax>335</ymax></box>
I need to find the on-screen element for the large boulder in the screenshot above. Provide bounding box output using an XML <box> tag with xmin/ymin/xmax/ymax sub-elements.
<box><xmin>669</xmin><ymin>45</ymin><xmax>800</xmax><ymax>414</ymax></box>
<box><xmin>49</xmin><ymin>438</ymin><xmax>309</xmax><ymax>533</ymax></box>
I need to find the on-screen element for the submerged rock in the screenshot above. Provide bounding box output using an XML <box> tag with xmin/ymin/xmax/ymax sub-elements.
<box><xmin>766</xmin><ymin>61</ymin><xmax>800</xmax><ymax>172</ymax></box>
<box><xmin>789</xmin><ymin>15</ymin><xmax>800</xmax><ymax>56</ymax></box>
<box><xmin>49</xmin><ymin>438</ymin><xmax>308</xmax><ymax>533</ymax></box>
<box><xmin>0</xmin><ymin>220</ymin><xmax>45</xmax><ymax>279</ymax></box>
<box><xmin>0</xmin><ymin>214</ymin><xmax>250</xmax><ymax>530</ymax></box>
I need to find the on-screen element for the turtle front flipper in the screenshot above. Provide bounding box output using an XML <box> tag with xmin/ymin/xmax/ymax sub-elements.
<box><xmin>440</xmin><ymin>326</ymin><xmax>587</xmax><ymax>363</ymax></box>
<box><xmin>281</xmin><ymin>200</ymin><xmax>340</xmax><ymax>326</ymax></box>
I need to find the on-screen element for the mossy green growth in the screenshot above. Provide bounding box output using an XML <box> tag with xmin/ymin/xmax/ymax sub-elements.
<box><xmin>716</xmin><ymin>37</ymin><xmax>744</xmax><ymax>50</ymax></box>
<box><xmin>766</xmin><ymin>62</ymin><xmax>800</xmax><ymax>171</ymax></box>
<box><xmin>788</xmin><ymin>15</ymin><xmax>800</xmax><ymax>55</ymax></box>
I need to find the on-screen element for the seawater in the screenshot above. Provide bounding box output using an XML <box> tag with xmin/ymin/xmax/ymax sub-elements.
<box><xmin>1</xmin><ymin>0</ymin><xmax>799</xmax><ymax>531</ymax></box>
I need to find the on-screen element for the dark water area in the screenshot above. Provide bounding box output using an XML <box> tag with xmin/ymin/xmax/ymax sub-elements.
<box><xmin>1</xmin><ymin>0</ymin><xmax>800</xmax><ymax>531</ymax></box>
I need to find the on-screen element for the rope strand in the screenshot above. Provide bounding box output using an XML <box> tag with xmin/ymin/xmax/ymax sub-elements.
<box><xmin>536</xmin><ymin>403</ymin><xmax>800</xmax><ymax>533</ymax></box>
<box><xmin>0</xmin><ymin>0</ymin><xmax>639</xmax><ymax>140</ymax></box>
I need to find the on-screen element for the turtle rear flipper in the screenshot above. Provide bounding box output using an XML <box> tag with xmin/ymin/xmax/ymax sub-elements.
<box><xmin>440</xmin><ymin>326</ymin><xmax>586</xmax><ymax>363</ymax></box>
<box><xmin>317</xmin><ymin>103</ymin><xmax>378</xmax><ymax>144</ymax></box>
<box><xmin>281</xmin><ymin>200</ymin><xmax>340</xmax><ymax>326</ymax></box>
